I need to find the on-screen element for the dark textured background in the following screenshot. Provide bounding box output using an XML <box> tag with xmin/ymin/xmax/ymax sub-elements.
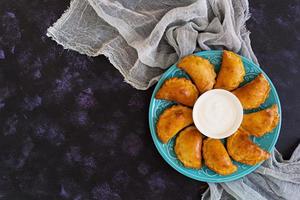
<box><xmin>0</xmin><ymin>0</ymin><xmax>299</xmax><ymax>199</ymax></box>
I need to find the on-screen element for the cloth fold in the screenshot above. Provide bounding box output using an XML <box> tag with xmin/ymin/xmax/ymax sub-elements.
<box><xmin>47</xmin><ymin>0</ymin><xmax>300</xmax><ymax>199</ymax></box>
<box><xmin>47</xmin><ymin>0</ymin><xmax>257</xmax><ymax>89</ymax></box>
<box><xmin>202</xmin><ymin>145</ymin><xmax>300</xmax><ymax>200</ymax></box>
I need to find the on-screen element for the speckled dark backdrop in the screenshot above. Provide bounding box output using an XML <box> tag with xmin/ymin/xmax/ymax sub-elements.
<box><xmin>0</xmin><ymin>0</ymin><xmax>299</xmax><ymax>199</ymax></box>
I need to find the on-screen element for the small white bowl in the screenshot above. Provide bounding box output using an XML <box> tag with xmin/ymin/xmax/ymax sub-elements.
<box><xmin>193</xmin><ymin>89</ymin><xmax>243</xmax><ymax>139</ymax></box>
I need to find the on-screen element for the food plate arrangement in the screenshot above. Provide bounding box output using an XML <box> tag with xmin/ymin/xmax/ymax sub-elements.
<box><xmin>149</xmin><ymin>50</ymin><xmax>281</xmax><ymax>182</ymax></box>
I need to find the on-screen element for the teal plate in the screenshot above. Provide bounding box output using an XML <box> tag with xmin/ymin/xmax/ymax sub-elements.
<box><xmin>149</xmin><ymin>50</ymin><xmax>282</xmax><ymax>182</ymax></box>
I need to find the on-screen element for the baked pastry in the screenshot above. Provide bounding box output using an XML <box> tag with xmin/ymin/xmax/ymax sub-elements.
<box><xmin>227</xmin><ymin>129</ymin><xmax>270</xmax><ymax>165</ymax></box>
<box><xmin>203</xmin><ymin>138</ymin><xmax>237</xmax><ymax>175</ymax></box>
<box><xmin>215</xmin><ymin>50</ymin><xmax>245</xmax><ymax>91</ymax></box>
<box><xmin>241</xmin><ymin>104</ymin><xmax>279</xmax><ymax>137</ymax></box>
<box><xmin>174</xmin><ymin>126</ymin><xmax>203</xmax><ymax>169</ymax></box>
<box><xmin>177</xmin><ymin>55</ymin><xmax>216</xmax><ymax>93</ymax></box>
<box><xmin>156</xmin><ymin>105</ymin><xmax>193</xmax><ymax>143</ymax></box>
<box><xmin>155</xmin><ymin>77</ymin><xmax>199</xmax><ymax>107</ymax></box>
<box><xmin>232</xmin><ymin>74</ymin><xmax>270</xmax><ymax>109</ymax></box>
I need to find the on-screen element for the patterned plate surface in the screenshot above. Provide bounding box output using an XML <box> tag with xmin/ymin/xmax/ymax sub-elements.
<box><xmin>148</xmin><ymin>50</ymin><xmax>281</xmax><ymax>182</ymax></box>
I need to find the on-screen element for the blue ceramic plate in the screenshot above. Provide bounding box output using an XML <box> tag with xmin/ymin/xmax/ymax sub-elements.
<box><xmin>149</xmin><ymin>50</ymin><xmax>281</xmax><ymax>182</ymax></box>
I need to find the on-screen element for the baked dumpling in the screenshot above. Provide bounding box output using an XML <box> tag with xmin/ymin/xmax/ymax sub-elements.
<box><xmin>215</xmin><ymin>50</ymin><xmax>245</xmax><ymax>91</ymax></box>
<box><xmin>241</xmin><ymin>105</ymin><xmax>280</xmax><ymax>137</ymax></box>
<box><xmin>177</xmin><ymin>55</ymin><xmax>216</xmax><ymax>93</ymax></box>
<box><xmin>156</xmin><ymin>105</ymin><xmax>193</xmax><ymax>143</ymax></box>
<box><xmin>232</xmin><ymin>74</ymin><xmax>270</xmax><ymax>109</ymax></box>
<box><xmin>227</xmin><ymin>129</ymin><xmax>270</xmax><ymax>165</ymax></box>
<box><xmin>203</xmin><ymin>138</ymin><xmax>237</xmax><ymax>175</ymax></box>
<box><xmin>175</xmin><ymin>126</ymin><xmax>203</xmax><ymax>169</ymax></box>
<box><xmin>155</xmin><ymin>77</ymin><xmax>199</xmax><ymax>107</ymax></box>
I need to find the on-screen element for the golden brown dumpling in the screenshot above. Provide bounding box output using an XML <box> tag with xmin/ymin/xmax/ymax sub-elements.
<box><xmin>232</xmin><ymin>74</ymin><xmax>270</xmax><ymax>109</ymax></box>
<box><xmin>156</xmin><ymin>105</ymin><xmax>193</xmax><ymax>143</ymax></box>
<box><xmin>155</xmin><ymin>77</ymin><xmax>199</xmax><ymax>107</ymax></box>
<box><xmin>177</xmin><ymin>55</ymin><xmax>216</xmax><ymax>93</ymax></box>
<box><xmin>203</xmin><ymin>138</ymin><xmax>237</xmax><ymax>175</ymax></box>
<box><xmin>241</xmin><ymin>105</ymin><xmax>280</xmax><ymax>137</ymax></box>
<box><xmin>215</xmin><ymin>50</ymin><xmax>245</xmax><ymax>91</ymax></box>
<box><xmin>227</xmin><ymin>129</ymin><xmax>270</xmax><ymax>165</ymax></box>
<box><xmin>175</xmin><ymin>126</ymin><xmax>203</xmax><ymax>169</ymax></box>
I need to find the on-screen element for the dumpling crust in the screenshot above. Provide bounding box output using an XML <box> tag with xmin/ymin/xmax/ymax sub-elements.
<box><xmin>232</xmin><ymin>73</ymin><xmax>270</xmax><ymax>109</ymax></box>
<box><xmin>241</xmin><ymin>104</ymin><xmax>280</xmax><ymax>137</ymax></box>
<box><xmin>215</xmin><ymin>50</ymin><xmax>245</xmax><ymax>91</ymax></box>
<box><xmin>156</xmin><ymin>105</ymin><xmax>193</xmax><ymax>143</ymax></box>
<box><xmin>177</xmin><ymin>55</ymin><xmax>216</xmax><ymax>93</ymax></box>
<box><xmin>227</xmin><ymin>129</ymin><xmax>270</xmax><ymax>165</ymax></box>
<box><xmin>175</xmin><ymin>126</ymin><xmax>203</xmax><ymax>169</ymax></box>
<box><xmin>203</xmin><ymin>138</ymin><xmax>237</xmax><ymax>175</ymax></box>
<box><xmin>155</xmin><ymin>77</ymin><xmax>199</xmax><ymax>107</ymax></box>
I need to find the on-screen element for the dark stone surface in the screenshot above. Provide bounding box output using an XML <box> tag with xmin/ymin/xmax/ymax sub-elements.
<box><xmin>0</xmin><ymin>0</ymin><xmax>299</xmax><ymax>199</ymax></box>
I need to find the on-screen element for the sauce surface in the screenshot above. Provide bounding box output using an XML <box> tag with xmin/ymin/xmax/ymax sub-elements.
<box><xmin>193</xmin><ymin>89</ymin><xmax>243</xmax><ymax>138</ymax></box>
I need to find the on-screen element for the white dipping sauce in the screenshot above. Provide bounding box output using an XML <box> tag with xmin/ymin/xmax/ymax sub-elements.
<box><xmin>193</xmin><ymin>89</ymin><xmax>243</xmax><ymax>139</ymax></box>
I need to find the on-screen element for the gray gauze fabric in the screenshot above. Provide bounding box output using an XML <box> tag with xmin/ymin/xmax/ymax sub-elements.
<box><xmin>47</xmin><ymin>0</ymin><xmax>257</xmax><ymax>90</ymax></box>
<box><xmin>47</xmin><ymin>0</ymin><xmax>300</xmax><ymax>199</ymax></box>
<box><xmin>202</xmin><ymin>145</ymin><xmax>300</xmax><ymax>200</ymax></box>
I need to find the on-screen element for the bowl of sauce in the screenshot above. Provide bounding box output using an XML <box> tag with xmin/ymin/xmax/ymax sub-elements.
<box><xmin>192</xmin><ymin>89</ymin><xmax>243</xmax><ymax>139</ymax></box>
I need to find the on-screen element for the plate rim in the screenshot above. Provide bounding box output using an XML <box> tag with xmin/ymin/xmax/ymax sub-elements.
<box><xmin>148</xmin><ymin>50</ymin><xmax>282</xmax><ymax>183</ymax></box>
